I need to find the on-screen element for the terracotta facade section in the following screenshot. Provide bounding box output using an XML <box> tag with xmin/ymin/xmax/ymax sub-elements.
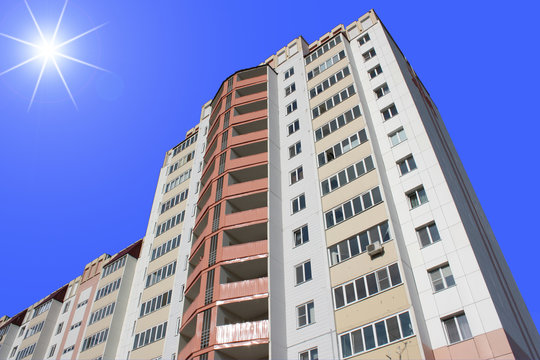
<box><xmin>179</xmin><ymin>66</ymin><xmax>270</xmax><ymax>360</ymax></box>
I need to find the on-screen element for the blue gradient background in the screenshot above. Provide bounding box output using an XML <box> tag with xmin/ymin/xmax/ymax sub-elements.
<box><xmin>0</xmin><ymin>0</ymin><xmax>538</xmax><ymax>331</ymax></box>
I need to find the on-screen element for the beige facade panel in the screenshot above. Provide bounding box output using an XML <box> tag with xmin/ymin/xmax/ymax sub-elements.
<box><xmin>305</xmin><ymin>43</ymin><xmax>347</xmax><ymax>82</ymax></box>
<box><xmin>79</xmin><ymin>340</ymin><xmax>106</xmax><ymax>360</ymax></box>
<box><xmin>313</xmin><ymin>115</ymin><xmax>367</xmax><ymax>153</ymax></box>
<box><xmin>311</xmin><ymin>94</ymin><xmax>360</xmax><ymax>130</ymax></box>
<box><xmin>330</xmin><ymin>240</ymin><xmax>398</xmax><ymax>286</ymax></box>
<box><xmin>146</xmin><ymin>249</ymin><xmax>179</xmax><ymax>275</ymax></box>
<box><xmin>130</xmin><ymin>338</ymin><xmax>166</xmax><ymax>360</ymax></box>
<box><xmin>325</xmin><ymin>203</ymin><xmax>387</xmax><ymax>247</ymax></box>
<box><xmin>321</xmin><ymin>170</ymin><xmax>380</xmax><ymax>211</ymax></box>
<box><xmin>334</xmin><ymin>285</ymin><xmax>409</xmax><ymax>333</ymax></box>
<box><xmin>308</xmin><ymin>73</ymin><xmax>354</xmax><ymax>107</ymax></box>
<box><xmin>134</xmin><ymin>305</ymin><xmax>170</xmax><ymax>333</ymax></box>
<box><xmin>347</xmin><ymin>336</ymin><xmax>421</xmax><ymax>360</ymax></box>
<box><xmin>316</xmin><ymin>143</ymin><xmax>371</xmax><ymax>182</ymax></box>
<box><xmin>140</xmin><ymin>273</ymin><xmax>175</xmax><ymax>301</ymax></box>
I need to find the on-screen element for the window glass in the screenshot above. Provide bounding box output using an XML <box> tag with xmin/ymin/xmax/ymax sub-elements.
<box><xmin>386</xmin><ymin>316</ymin><xmax>401</xmax><ymax>342</ymax></box>
<box><xmin>352</xmin><ymin>329</ymin><xmax>364</xmax><ymax>354</ymax></box>
<box><xmin>363</xmin><ymin>326</ymin><xmax>376</xmax><ymax>350</ymax></box>
<box><xmin>399</xmin><ymin>312</ymin><xmax>413</xmax><ymax>337</ymax></box>
<box><xmin>375</xmin><ymin>321</ymin><xmax>388</xmax><ymax>346</ymax></box>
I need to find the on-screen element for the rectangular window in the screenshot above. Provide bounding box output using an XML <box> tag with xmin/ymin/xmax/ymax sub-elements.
<box><xmin>397</xmin><ymin>155</ymin><xmax>417</xmax><ymax>175</ymax></box>
<box><xmin>309</xmin><ymin>66</ymin><xmax>351</xmax><ymax>99</ymax></box>
<box><xmin>417</xmin><ymin>222</ymin><xmax>441</xmax><ymax>247</ymax></box>
<box><xmin>429</xmin><ymin>264</ymin><xmax>455</xmax><ymax>292</ymax></box>
<box><xmin>293</xmin><ymin>225</ymin><xmax>309</xmax><ymax>247</ymax></box>
<box><xmin>362</xmin><ymin>48</ymin><xmax>376</xmax><ymax>61</ymax></box>
<box><xmin>285</xmin><ymin>82</ymin><xmax>296</xmax><ymax>96</ymax></box>
<box><xmin>133</xmin><ymin>322</ymin><xmax>168</xmax><ymax>350</ymax></box>
<box><xmin>374</xmin><ymin>83</ymin><xmax>390</xmax><ymax>99</ymax></box>
<box><xmin>324</xmin><ymin>187</ymin><xmax>382</xmax><ymax>229</ymax></box>
<box><xmin>145</xmin><ymin>261</ymin><xmax>177</xmax><ymax>288</ymax></box>
<box><xmin>11</xmin><ymin>346</ymin><xmax>18</xmax><ymax>358</ymax></box>
<box><xmin>442</xmin><ymin>313</ymin><xmax>472</xmax><ymax>344</ymax></box>
<box><xmin>297</xmin><ymin>301</ymin><xmax>315</xmax><ymax>328</ymax></box>
<box><xmin>81</xmin><ymin>328</ymin><xmax>109</xmax><ymax>352</ymax></box>
<box><xmin>358</xmin><ymin>33</ymin><xmax>370</xmax><ymax>45</ymax></box>
<box><xmin>314</xmin><ymin>105</ymin><xmax>362</xmax><ymax>142</ymax></box>
<box><xmin>311</xmin><ymin>84</ymin><xmax>356</xmax><ymax>119</ymax></box>
<box><xmin>292</xmin><ymin>194</ymin><xmax>306</xmax><ymax>214</ymax></box>
<box><xmin>56</xmin><ymin>322</ymin><xmax>63</xmax><ymax>335</ymax></box>
<box><xmin>317</xmin><ymin>129</ymin><xmax>368</xmax><ymax>167</ymax></box>
<box><xmin>288</xmin><ymin>119</ymin><xmax>300</xmax><ymax>135</ymax></box>
<box><xmin>140</xmin><ymin>290</ymin><xmax>172</xmax><ymax>318</ymax></box>
<box><xmin>368</xmin><ymin>64</ymin><xmax>383</xmax><ymax>79</ymax></box>
<box><xmin>407</xmin><ymin>187</ymin><xmax>428</xmax><ymax>209</ymax></box>
<box><xmin>286</xmin><ymin>100</ymin><xmax>298</xmax><ymax>114</ymax></box>
<box><xmin>321</xmin><ymin>155</ymin><xmax>375</xmax><ymax>195</ymax></box>
<box><xmin>305</xmin><ymin>34</ymin><xmax>342</xmax><ymax>65</ymax></box>
<box><xmin>339</xmin><ymin>311</ymin><xmax>413</xmax><ymax>358</ymax></box>
<box><xmin>284</xmin><ymin>67</ymin><xmax>294</xmax><ymax>79</ymax></box>
<box><xmin>290</xmin><ymin>166</ymin><xmax>304</xmax><ymax>185</ymax></box>
<box><xmin>63</xmin><ymin>301</ymin><xmax>70</xmax><ymax>314</ymax></box>
<box><xmin>89</xmin><ymin>302</ymin><xmax>116</xmax><ymax>325</ymax></box>
<box><xmin>389</xmin><ymin>128</ymin><xmax>407</xmax><ymax>146</ymax></box>
<box><xmin>307</xmin><ymin>50</ymin><xmax>346</xmax><ymax>80</ymax></box>
<box><xmin>48</xmin><ymin>345</ymin><xmax>56</xmax><ymax>358</ymax></box>
<box><xmin>382</xmin><ymin>104</ymin><xmax>398</xmax><ymax>120</ymax></box>
<box><xmin>299</xmin><ymin>348</ymin><xmax>318</xmax><ymax>360</ymax></box>
<box><xmin>295</xmin><ymin>261</ymin><xmax>312</xmax><ymax>285</ymax></box>
<box><xmin>289</xmin><ymin>141</ymin><xmax>302</xmax><ymax>158</ymax></box>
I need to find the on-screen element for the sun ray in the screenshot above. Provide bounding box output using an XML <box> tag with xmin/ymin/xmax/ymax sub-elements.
<box><xmin>0</xmin><ymin>33</ymin><xmax>40</xmax><ymax>48</ymax></box>
<box><xmin>0</xmin><ymin>54</ymin><xmax>42</xmax><ymax>77</ymax></box>
<box><xmin>54</xmin><ymin>22</ymin><xmax>108</xmax><ymax>50</ymax></box>
<box><xmin>51</xmin><ymin>57</ymin><xmax>78</xmax><ymax>110</ymax></box>
<box><xmin>55</xmin><ymin>52</ymin><xmax>109</xmax><ymax>73</ymax></box>
<box><xmin>52</xmin><ymin>0</ymin><xmax>69</xmax><ymax>44</ymax></box>
<box><xmin>27</xmin><ymin>57</ymin><xmax>48</xmax><ymax>112</ymax></box>
<box><xmin>24</xmin><ymin>0</ymin><xmax>45</xmax><ymax>42</ymax></box>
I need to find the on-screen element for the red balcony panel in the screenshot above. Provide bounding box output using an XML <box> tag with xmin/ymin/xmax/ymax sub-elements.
<box><xmin>235</xmin><ymin>74</ymin><xmax>267</xmax><ymax>89</ymax></box>
<box><xmin>232</xmin><ymin>109</ymin><xmax>268</xmax><ymax>124</ymax></box>
<box><xmin>225</xmin><ymin>178</ymin><xmax>268</xmax><ymax>198</ymax></box>
<box><xmin>227</xmin><ymin>153</ymin><xmax>267</xmax><ymax>172</ymax></box>
<box><xmin>178</xmin><ymin>336</ymin><xmax>197</xmax><ymax>360</ymax></box>
<box><xmin>221</xmin><ymin>240</ymin><xmax>268</xmax><ymax>262</ymax></box>
<box><xmin>232</xmin><ymin>92</ymin><xmax>267</xmax><ymax>108</ymax></box>
<box><xmin>182</xmin><ymin>294</ymin><xmax>203</xmax><ymax>327</ymax></box>
<box><xmin>215</xmin><ymin>320</ymin><xmax>269</xmax><ymax>345</ymax></box>
<box><xmin>217</xmin><ymin>277</ymin><xmax>268</xmax><ymax>301</ymax></box>
<box><xmin>224</xmin><ymin>208</ymin><xmax>267</xmax><ymax>228</ymax></box>
<box><xmin>229</xmin><ymin>129</ymin><xmax>268</xmax><ymax>148</ymax></box>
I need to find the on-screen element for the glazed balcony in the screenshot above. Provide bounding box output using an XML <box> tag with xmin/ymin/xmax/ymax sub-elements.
<box><xmin>235</xmin><ymin>67</ymin><xmax>267</xmax><ymax>88</ymax></box>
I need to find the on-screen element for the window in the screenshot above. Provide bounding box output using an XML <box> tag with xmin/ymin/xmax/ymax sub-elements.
<box><xmin>63</xmin><ymin>301</ymin><xmax>70</xmax><ymax>313</ymax></box>
<box><xmin>362</xmin><ymin>48</ymin><xmax>376</xmax><ymax>61</ymax></box>
<box><xmin>18</xmin><ymin>326</ymin><xmax>25</xmax><ymax>336</ymax></box>
<box><xmin>324</xmin><ymin>187</ymin><xmax>382</xmax><ymax>229</ymax></box>
<box><xmin>95</xmin><ymin>278</ymin><xmax>121</xmax><ymax>300</ymax></box>
<box><xmin>155</xmin><ymin>211</ymin><xmax>185</xmax><ymax>236</ymax></box>
<box><xmin>429</xmin><ymin>264</ymin><xmax>455</xmax><ymax>292</ymax></box>
<box><xmin>160</xmin><ymin>189</ymin><xmax>189</xmax><ymax>214</ymax></box>
<box><xmin>309</xmin><ymin>66</ymin><xmax>351</xmax><ymax>99</ymax></box>
<box><xmin>442</xmin><ymin>313</ymin><xmax>472</xmax><ymax>344</ymax></box>
<box><xmin>311</xmin><ymin>84</ymin><xmax>356</xmax><ymax>119</ymax></box>
<box><xmin>358</xmin><ymin>33</ymin><xmax>370</xmax><ymax>45</ymax></box>
<box><xmin>77</xmin><ymin>299</ymin><xmax>88</xmax><ymax>308</ymax></box>
<box><xmin>382</xmin><ymin>104</ymin><xmax>398</xmax><ymax>120</ymax></box>
<box><xmin>151</xmin><ymin>234</ymin><xmax>181</xmax><ymax>261</ymax></box>
<box><xmin>317</xmin><ymin>129</ymin><xmax>368</xmax><ymax>167</ymax></box>
<box><xmin>62</xmin><ymin>345</ymin><xmax>74</xmax><ymax>354</ymax></box>
<box><xmin>69</xmin><ymin>321</ymin><xmax>82</xmax><ymax>330</ymax></box>
<box><xmin>314</xmin><ymin>105</ymin><xmax>362</xmax><ymax>142</ymax></box>
<box><xmin>290</xmin><ymin>166</ymin><xmax>303</xmax><ymax>185</ymax></box>
<box><xmin>339</xmin><ymin>311</ymin><xmax>413</xmax><ymax>358</ymax></box>
<box><xmin>333</xmin><ymin>263</ymin><xmax>401</xmax><ymax>309</ymax></box>
<box><xmin>299</xmin><ymin>348</ymin><xmax>318</xmax><ymax>360</ymax></box>
<box><xmin>295</xmin><ymin>261</ymin><xmax>312</xmax><ymax>285</ymax></box>
<box><xmin>10</xmin><ymin>346</ymin><xmax>18</xmax><ymax>358</ymax></box>
<box><xmin>407</xmin><ymin>187</ymin><xmax>428</xmax><ymax>209</ymax></box>
<box><xmin>288</xmin><ymin>119</ymin><xmax>300</xmax><ymax>135</ymax></box>
<box><xmin>307</xmin><ymin>50</ymin><xmax>346</xmax><ymax>80</ymax></box>
<box><xmin>417</xmin><ymin>222</ymin><xmax>441</xmax><ymax>247</ymax></box>
<box><xmin>285</xmin><ymin>83</ymin><xmax>296</xmax><ymax>96</ymax></box>
<box><xmin>56</xmin><ymin>322</ymin><xmax>63</xmax><ymax>335</ymax></box>
<box><xmin>368</xmin><ymin>64</ymin><xmax>383</xmax><ymax>79</ymax></box>
<box><xmin>289</xmin><ymin>142</ymin><xmax>302</xmax><ymax>158</ymax></box>
<box><xmin>293</xmin><ymin>225</ymin><xmax>309</xmax><ymax>247</ymax></box>
<box><xmin>397</xmin><ymin>155</ymin><xmax>417</xmax><ymax>175</ymax></box>
<box><xmin>284</xmin><ymin>67</ymin><xmax>294</xmax><ymax>79</ymax></box>
<box><xmin>297</xmin><ymin>301</ymin><xmax>315</xmax><ymax>328</ymax></box>
<box><xmin>305</xmin><ymin>34</ymin><xmax>342</xmax><ymax>65</ymax></box>
<box><xmin>81</xmin><ymin>328</ymin><xmax>109</xmax><ymax>352</ymax></box>
<box><xmin>389</xmin><ymin>128</ymin><xmax>407</xmax><ymax>146</ymax></box>
<box><xmin>102</xmin><ymin>255</ymin><xmax>127</xmax><ymax>278</ymax></box>
<box><xmin>145</xmin><ymin>261</ymin><xmax>177</xmax><ymax>288</ymax></box>
<box><xmin>321</xmin><ymin>155</ymin><xmax>375</xmax><ymax>196</ymax></box>
<box><xmin>164</xmin><ymin>169</ymin><xmax>191</xmax><ymax>193</ymax></box>
<box><xmin>292</xmin><ymin>194</ymin><xmax>306</xmax><ymax>214</ymax></box>
<box><xmin>133</xmin><ymin>322</ymin><xmax>168</xmax><ymax>350</ymax></box>
<box><xmin>286</xmin><ymin>100</ymin><xmax>298</xmax><ymax>114</ymax></box>
<box><xmin>328</xmin><ymin>221</ymin><xmax>391</xmax><ymax>266</ymax></box>
<box><xmin>89</xmin><ymin>302</ymin><xmax>116</xmax><ymax>325</ymax></box>
<box><xmin>48</xmin><ymin>345</ymin><xmax>56</xmax><ymax>358</ymax></box>
<box><xmin>140</xmin><ymin>290</ymin><xmax>172</xmax><ymax>318</ymax></box>
<box><xmin>16</xmin><ymin>344</ymin><xmax>36</xmax><ymax>360</ymax></box>
<box><xmin>374</xmin><ymin>83</ymin><xmax>390</xmax><ymax>99</ymax></box>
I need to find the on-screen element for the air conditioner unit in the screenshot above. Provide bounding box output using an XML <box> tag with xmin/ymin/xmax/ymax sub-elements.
<box><xmin>367</xmin><ymin>242</ymin><xmax>383</xmax><ymax>256</ymax></box>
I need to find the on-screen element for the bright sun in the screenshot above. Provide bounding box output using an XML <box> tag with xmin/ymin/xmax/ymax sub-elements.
<box><xmin>0</xmin><ymin>0</ymin><xmax>108</xmax><ymax>111</ymax></box>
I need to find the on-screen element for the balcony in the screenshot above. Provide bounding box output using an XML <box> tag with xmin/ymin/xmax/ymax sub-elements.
<box><xmin>186</xmin><ymin>245</ymin><xmax>206</xmax><ymax>288</ymax></box>
<box><xmin>223</xmin><ymin>222</ymin><xmax>267</xmax><ymax>246</ymax></box>
<box><xmin>215</xmin><ymin>319</ymin><xmax>269</xmax><ymax>344</ymax></box>
<box><xmin>232</xmin><ymin>118</ymin><xmax>267</xmax><ymax>137</ymax></box>
<box><xmin>214</xmin><ymin>343</ymin><xmax>269</xmax><ymax>360</ymax></box>
<box><xmin>182</xmin><ymin>278</ymin><xmax>201</xmax><ymax>324</ymax></box>
<box><xmin>236</xmin><ymin>67</ymin><xmax>267</xmax><ymax>88</ymax></box>
<box><xmin>226</xmin><ymin>178</ymin><xmax>267</xmax><ymax>200</ymax></box>
<box><xmin>224</xmin><ymin>207</ymin><xmax>267</xmax><ymax>228</ymax></box>
<box><xmin>221</xmin><ymin>240</ymin><xmax>268</xmax><ymax>263</ymax></box>
<box><xmin>220</xmin><ymin>257</ymin><xmax>267</xmax><ymax>283</ymax></box>
<box><xmin>233</xmin><ymin>100</ymin><xmax>267</xmax><ymax>124</ymax></box>
<box><xmin>179</xmin><ymin>316</ymin><xmax>199</xmax><ymax>360</ymax></box>
<box><xmin>229</xmin><ymin>129</ymin><xmax>268</xmax><ymax>148</ymax></box>
<box><xmin>217</xmin><ymin>277</ymin><xmax>268</xmax><ymax>301</ymax></box>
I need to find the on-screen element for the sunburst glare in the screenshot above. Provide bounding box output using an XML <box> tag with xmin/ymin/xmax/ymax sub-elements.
<box><xmin>0</xmin><ymin>0</ymin><xmax>108</xmax><ymax>111</ymax></box>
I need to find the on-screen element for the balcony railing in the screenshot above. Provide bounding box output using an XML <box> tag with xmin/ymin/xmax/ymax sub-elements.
<box><xmin>221</xmin><ymin>240</ymin><xmax>268</xmax><ymax>262</ymax></box>
<box><xmin>218</xmin><ymin>277</ymin><xmax>268</xmax><ymax>301</ymax></box>
<box><xmin>215</xmin><ymin>320</ymin><xmax>269</xmax><ymax>345</ymax></box>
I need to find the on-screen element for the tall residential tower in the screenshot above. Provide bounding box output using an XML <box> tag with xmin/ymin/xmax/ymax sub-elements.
<box><xmin>1</xmin><ymin>10</ymin><xmax>538</xmax><ymax>360</ymax></box>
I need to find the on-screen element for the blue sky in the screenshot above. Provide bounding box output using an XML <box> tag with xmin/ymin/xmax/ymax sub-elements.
<box><xmin>1</xmin><ymin>0</ymin><xmax>539</xmax><ymax>331</ymax></box>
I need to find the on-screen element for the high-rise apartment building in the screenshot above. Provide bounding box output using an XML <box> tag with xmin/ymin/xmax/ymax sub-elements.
<box><xmin>1</xmin><ymin>9</ymin><xmax>539</xmax><ymax>360</ymax></box>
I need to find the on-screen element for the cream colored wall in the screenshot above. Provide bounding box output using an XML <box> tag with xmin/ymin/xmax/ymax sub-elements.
<box><xmin>325</xmin><ymin>203</ymin><xmax>386</xmax><ymax>246</ymax></box>
<box><xmin>348</xmin><ymin>336</ymin><xmax>421</xmax><ymax>360</ymax></box>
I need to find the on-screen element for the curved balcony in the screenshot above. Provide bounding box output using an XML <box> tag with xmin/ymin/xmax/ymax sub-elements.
<box><xmin>221</xmin><ymin>240</ymin><xmax>268</xmax><ymax>262</ymax></box>
<box><xmin>215</xmin><ymin>320</ymin><xmax>269</xmax><ymax>345</ymax></box>
<box><xmin>224</xmin><ymin>207</ymin><xmax>267</xmax><ymax>228</ymax></box>
<box><xmin>217</xmin><ymin>277</ymin><xmax>268</xmax><ymax>301</ymax></box>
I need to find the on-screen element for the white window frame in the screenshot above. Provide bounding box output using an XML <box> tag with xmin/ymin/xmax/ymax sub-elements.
<box><xmin>368</xmin><ymin>64</ymin><xmax>383</xmax><ymax>79</ymax></box>
<box><xmin>397</xmin><ymin>155</ymin><xmax>417</xmax><ymax>176</ymax></box>
<box><xmin>382</xmin><ymin>103</ymin><xmax>398</xmax><ymax>120</ymax></box>
<box><xmin>362</xmin><ymin>48</ymin><xmax>376</xmax><ymax>61</ymax></box>
<box><xmin>290</xmin><ymin>166</ymin><xmax>304</xmax><ymax>185</ymax></box>
<box><xmin>287</xmin><ymin>119</ymin><xmax>300</xmax><ymax>135</ymax></box>
<box><xmin>358</xmin><ymin>33</ymin><xmax>370</xmax><ymax>45</ymax></box>
<box><xmin>295</xmin><ymin>260</ymin><xmax>312</xmax><ymax>285</ymax></box>
<box><xmin>285</xmin><ymin>82</ymin><xmax>296</xmax><ymax>96</ymax></box>
<box><xmin>299</xmin><ymin>347</ymin><xmax>318</xmax><ymax>360</ymax></box>
<box><xmin>442</xmin><ymin>313</ymin><xmax>472</xmax><ymax>344</ymax></box>
<box><xmin>286</xmin><ymin>100</ymin><xmax>298</xmax><ymax>114</ymax></box>
<box><xmin>407</xmin><ymin>187</ymin><xmax>428</xmax><ymax>209</ymax></box>
<box><xmin>388</xmin><ymin>128</ymin><xmax>407</xmax><ymax>147</ymax></box>
<box><xmin>416</xmin><ymin>222</ymin><xmax>441</xmax><ymax>248</ymax></box>
<box><xmin>296</xmin><ymin>300</ymin><xmax>315</xmax><ymax>328</ymax></box>
<box><xmin>374</xmin><ymin>83</ymin><xmax>390</xmax><ymax>99</ymax></box>
<box><xmin>293</xmin><ymin>225</ymin><xmax>309</xmax><ymax>247</ymax></box>
<box><xmin>291</xmin><ymin>194</ymin><xmax>306</xmax><ymax>214</ymax></box>
<box><xmin>288</xmin><ymin>141</ymin><xmax>302</xmax><ymax>159</ymax></box>
<box><xmin>284</xmin><ymin>67</ymin><xmax>294</xmax><ymax>79</ymax></box>
<box><xmin>428</xmin><ymin>263</ymin><xmax>455</xmax><ymax>292</ymax></box>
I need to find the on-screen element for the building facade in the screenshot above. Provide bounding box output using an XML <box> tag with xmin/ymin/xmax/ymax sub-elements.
<box><xmin>1</xmin><ymin>9</ymin><xmax>539</xmax><ymax>360</ymax></box>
